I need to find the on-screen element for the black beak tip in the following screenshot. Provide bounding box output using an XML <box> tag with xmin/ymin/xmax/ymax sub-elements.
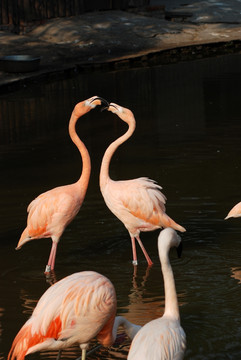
<box><xmin>96</xmin><ymin>96</ymin><xmax>109</xmax><ymax>109</ymax></box>
<box><xmin>89</xmin><ymin>96</ymin><xmax>109</xmax><ymax>110</ymax></box>
<box><xmin>100</xmin><ymin>97</ymin><xmax>109</xmax><ymax>112</ymax></box>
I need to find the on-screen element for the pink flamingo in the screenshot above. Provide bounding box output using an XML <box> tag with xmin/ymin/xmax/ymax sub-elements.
<box><xmin>128</xmin><ymin>228</ymin><xmax>186</xmax><ymax>360</ymax></box>
<box><xmin>8</xmin><ymin>271</ymin><xmax>141</xmax><ymax>360</ymax></box>
<box><xmin>225</xmin><ymin>201</ymin><xmax>241</xmax><ymax>220</ymax></box>
<box><xmin>16</xmin><ymin>96</ymin><xmax>108</xmax><ymax>273</ymax></box>
<box><xmin>100</xmin><ymin>102</ymin><xmax>186</xmax><ymax>266</ymax></box>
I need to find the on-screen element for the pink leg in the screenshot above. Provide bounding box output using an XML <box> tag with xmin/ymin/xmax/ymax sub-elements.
<box><xmin>45</xmin><ymin>242</ymin><xmax>58</xmax><ymax>273</ymax></box>
<box><xmin>136</xmin><ymin>235</ymin><xmax>153</xmax><ymax>266</ymax></box>
<box><xmin>131</xmin><ymin>237</ymin><xmax>138</xmax><ymax>265</ymax></box>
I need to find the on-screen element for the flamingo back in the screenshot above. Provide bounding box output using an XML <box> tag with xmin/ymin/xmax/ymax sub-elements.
<box><xmin>128</xmin><ymin>318</ymin><xmax>186</xmax><ymax>360</ymax></box>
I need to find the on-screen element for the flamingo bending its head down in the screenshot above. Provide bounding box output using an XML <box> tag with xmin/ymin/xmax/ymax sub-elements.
<box><xmin>8</xmin><ymin>271</ymin><xmax>141</xmax><ymax>360</ymax></box>
<box><xmin>99</xmin><ymin>102</ymin><xmax>186</xmax><ymax>266</ymax></box>
<box><xmin>16</xmin><ymin>96</ymin><xmax>109</xmax><ymax>273</ymax></box>
<box><xmin>127</xmin><ymin>228</ymin><xmax>186</xmax><ymax>360</ymax></box>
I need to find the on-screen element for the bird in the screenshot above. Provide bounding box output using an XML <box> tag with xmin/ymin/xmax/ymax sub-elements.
<box><xmin>15</xmin><ymin>96</ymin><xmax>109</xmax><ymax>274</ymax></box>
<box><xmin>225</xmin><ymin>201</ymin><xmax>241</xmax><ymax>220</ymax></box>
<box><xmin>7</xmin><ymin>271</ymin><xmax>141</xmax><ymax>360</ymax></box>
<box><xmin>127</xmin><ymin>228</ymin><xmax>186</xmax><ymax>360</ymax></box>
<box><xmin>99</xmin><ymin>102</ymin><xmax>186</xmax><ymax>266</ymax></box>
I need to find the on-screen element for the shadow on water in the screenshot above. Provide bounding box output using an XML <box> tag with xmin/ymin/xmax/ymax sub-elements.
<box><xmin>1</xmin><ymin>51</ymin><xmax>241</xmax><ymax>359</ymax></box>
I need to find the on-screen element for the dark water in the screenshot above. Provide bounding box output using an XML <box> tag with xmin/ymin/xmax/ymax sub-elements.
<box><xmin>1</xmin><ymin>52</ymin><xmax>241</xmax><ymax>359</ymax></box>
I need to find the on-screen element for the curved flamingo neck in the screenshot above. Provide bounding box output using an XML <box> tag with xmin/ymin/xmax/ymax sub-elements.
<box><xmin>160</xmin><ymin>247</ymin><xmax>180</xmax><ymax>321</ymax></box>
<box><xmin>99</xmin><ymin>116</ymin><xmax>136</xmax><ymax>188</ymax></box>
<box><xmin>68</xmin><ymin>107</ymin><xmax>91</xmax><ymax>191</ymax></box>
<box><xmin>111</xmin><ymin>316</ymin><xmax>141</xmax><ymax>342</ymax></box>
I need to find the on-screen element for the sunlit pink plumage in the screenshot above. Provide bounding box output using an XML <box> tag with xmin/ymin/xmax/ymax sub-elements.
<box><xmin>7</xmin><ymin>271</ymin><xmax>116</xmax><ymax>360</ymax></box>
<box><xmin>100</xmin><ymin>103</ymin><xmax>186</xmax><ymax>266</ymax></box>
<box><xmin>225</xmin><ymin>201</ymin><xmax>241</xmax><ymax>220</ymax></box>
<box><xmin>128</xmin><ymin>228</ymin><xmax>186</xmax><ymax>360</ymax></box>
<box><xmin>8</xmin><ymin>271</ymin><xmax>141</xmax><ymax>360</ymax></box>
<box><xmin>16</xmin><ymin>96</ymin><xmax>106</xmax><ymax>273</ymax></box>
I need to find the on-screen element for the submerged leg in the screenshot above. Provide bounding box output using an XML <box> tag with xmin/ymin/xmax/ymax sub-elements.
<box><xmin>136</xmin><ymin>235</ymin><xmax>153</xmax><ymax>266</ymax></box>
<box><xmin>56</xmin><ymin>350</ymin><xmax>62</xmax><ymax>360</ymax></box>
<box><xmin>45</xmin><ymin>241</ymin><xmax>58</xmax><ymax>273</ymax></box>
<box><xmin>131</xmin><ymin>237</ymin><xmax>138</xmax><ymax>265</ymax></box>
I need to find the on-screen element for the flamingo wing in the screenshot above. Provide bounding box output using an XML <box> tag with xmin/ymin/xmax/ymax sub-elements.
<box><xmin>18</xmin><ymin>185</ymin><xmax>81</xmax><ymax>246</ymax></box>
<box><xmin>103</xmin><ymin>176</ymin><xmax>186</xmax><ymax>237</ymax></box>
<box><xmin>103</xmin><ymin>177</ymin><xmax>168</xmax><ymax>229</ymax></box>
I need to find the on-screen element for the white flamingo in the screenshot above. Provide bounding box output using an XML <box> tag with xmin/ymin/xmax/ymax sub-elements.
<box><xmin>128</xmin><ymin>228</ymin><xmax>186</xmax><ymax>360</ymax></box>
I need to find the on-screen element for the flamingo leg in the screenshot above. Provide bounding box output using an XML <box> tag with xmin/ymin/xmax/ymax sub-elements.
<box><xmin>136</xmin><ymin>235</ymin><xmax>153</xmax><ymax>266</ymax></box>
<box><xmin>131</xmin><ymin>237</ymin><xmax>138</xmax><ymax>265</ymax></box>
<box><xmin>45</xmin><ymin>242</ymin><xmax>58</xmax><ymax>273</ymax></box>
<box><xmin>82</xmin><ymin>349</ymin><xmax>86</xmax><ymax>360</ymax></box>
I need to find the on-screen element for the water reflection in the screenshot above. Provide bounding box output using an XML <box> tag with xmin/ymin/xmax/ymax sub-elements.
<box><xmin>1</xmin><ymin>51</ymin><xmax>241</xmax><ymax>359</ymax></box>
<box><xmin>20</xmin><ymin>289</ymin><xmax>38</xmax><ymax>315</ymax></box>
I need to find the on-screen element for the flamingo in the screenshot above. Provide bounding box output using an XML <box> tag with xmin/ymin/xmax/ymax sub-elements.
<box><xmin>127</xmin><ymin>228</ymin><xmax>186</xmax><ymax>360</ymax></box>
<box><xmin>8</xmin><ymin>271</ymin><xmax>141</xmax><ymax>360</ymax></box>
<box><xmin>225</xmin><ymin>201</ymin><xmax>241</xmax><ymax>220</ymax></box>
<box><xmin>100</xmin><ymin>102</ymin><xmax>186</xmax><ymax>266</ymax></box>
<box><xmin>15</xmin><ymin>96</ymin><xmax>109</xmax><ymax>274</ymax></box>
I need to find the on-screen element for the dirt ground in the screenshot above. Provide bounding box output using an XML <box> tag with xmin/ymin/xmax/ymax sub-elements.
<box><xmin>0</xmin><ymin>6</ymin><xmax>241</xmax><ymax>90</ymax></box>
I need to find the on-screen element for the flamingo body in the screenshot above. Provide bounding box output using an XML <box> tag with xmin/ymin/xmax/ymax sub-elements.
<box><xmin>102</xmin><ymin>177</ymin><xmax>183</xmax><ymax>237</ymax></box>
<box><xmin>128</xmin><ymin>228</ymin><xmax>186</xmax><ymax>360</ymax></box>
<box><xmin>225</xmin><ymin>201</ymin><xmax>241</xmax><ymax>219</ymax></box>
<box><xmin>16</xmin><ymin>96</ymin><xmax>106</xmax><ymax>273</ymax></box>
<box><xmin>18</xmin><ymin>184</ymin><xmax>83</xmax><ymax>246</ymax></box>
<box><xmin>100</xmin><ymin>103</ymin><xmax>186</xmax><ymax>266</ymax></box>
<box><xmin>8</xmin><ymin>271</ymin><xmax>117</xmax><ymax>360</ymax></box>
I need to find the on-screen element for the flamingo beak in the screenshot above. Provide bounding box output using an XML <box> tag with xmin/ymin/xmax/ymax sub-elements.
<box><xmin>106</xmin><ymin>103</ymin><xmax>121</xmax><ymax>115</ymax></box>
<box><xmin>90</xmin><ymin>96</ymin><xmax>109</xmax><ymax>110</ymax></box>
<box><xmin>176</xmin><ymin>241</ymin><xmax>183</xmax><ymax>258</ymax></box>
<box><xmin>108</xmin><ymin>103</ymin><xmax>119</xmax><ymax>111</ymax></box>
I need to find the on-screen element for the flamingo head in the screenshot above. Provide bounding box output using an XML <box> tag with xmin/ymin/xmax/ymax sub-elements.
<box><xmin>158</xmin><ymin>228</ymin><xmax>183</xmax><ymax>259</ymax></box>
<box><xmin>86</xmin><ymin>95</ymin><xmax>109</xmax><ymax>108</ymax></box>
<box><xmin>108</xmin><ymin>102</ymin><xmax>135</xmax><ymax>124</ymax></box>
<box><xmin>74</xmin><ymin>96</ymin><xmax>109</xmax><ymax>117</ymax></box>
